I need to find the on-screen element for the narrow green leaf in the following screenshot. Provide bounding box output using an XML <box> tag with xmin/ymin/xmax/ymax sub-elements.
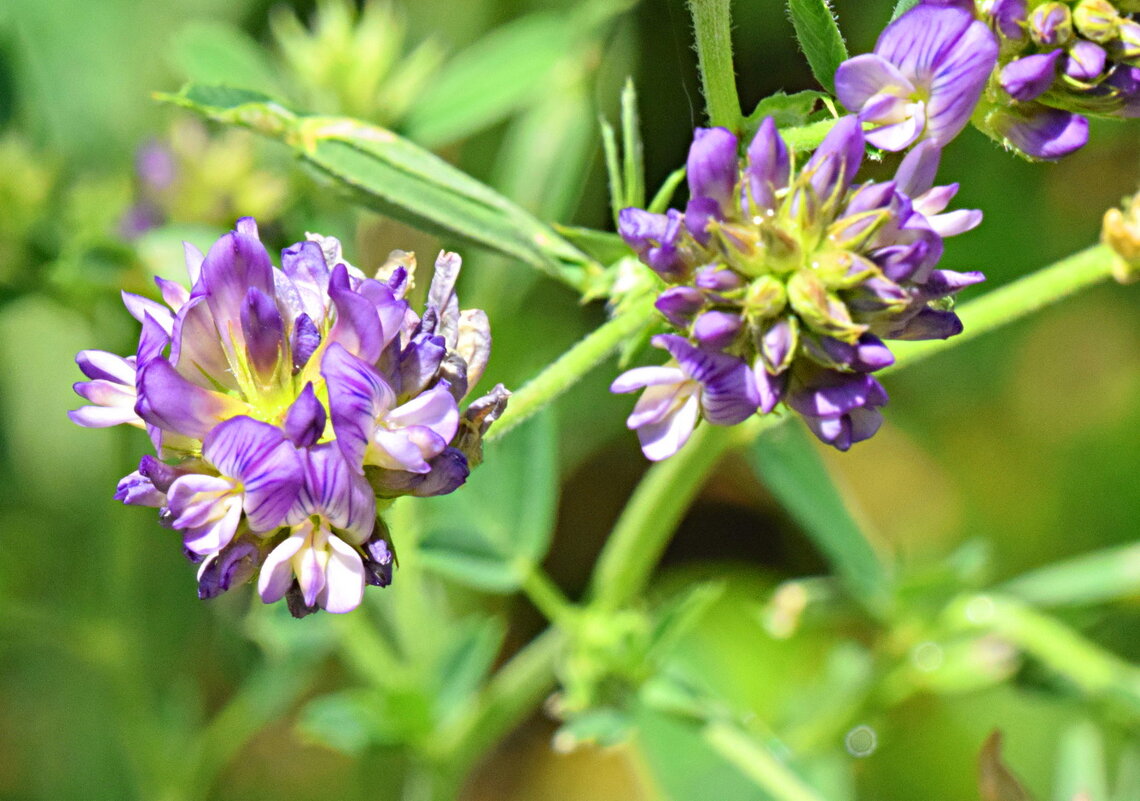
<box><xmin>157</xmin><ymin>84</ymin><xmax>596</xmax><ymax>291</ymax></box>
<box><xmin>745</xmin><ymin>90</ymin><xmax>828</xmax><ymax>132</ymax></box>
<box><xmin>416</xmin><ymin>411</ymin><xmax>559</xmax><ymax>592</ymax></box>
<box><xmin>405</xmin><ymin>13</ymin><xmax>573</xmax><ymax>147</ymax></box>
<box><xmin>891</xmin><ymin>0</ymin><xmax>922</xmax><ymax>20</ymax></box>
<box><xmin>297</xmin><ymin>690</ymin><xmax>381</xmax><ymax>756</ymax></box>
<box><xmin>1001</xmin><ymin>541</ymin><xmax>1140</xmax><ymax>608</ymax></box>
<box><xmin>786</xmin><ymin>0</ymin><xmax>849</xmax><ymax>94</ymax></box>
<box><xmin>1112</xmin><ymin>746</ymin><xmax>1140</xmax><ymax>801</ymax></box>
<box><xmin>1054</xmin><ymin>722</ymin><xmax>1108</xmax><ymax>801</ymax></box>
<box><xmin>621</xmin><ymin>78</ymin><xmax>645</xmax><ymax>210</ymax></box>
<box><xmin>552</xmin><ymin>225</ymin><xmax>630</xmax><ymax>266</ymax></box>
<box><xmin>647</xmin><ymin>166</ymin><xmax>687</xmax><ymax>214</ymax></box>
<box><xmin>601</xmin><ymin>117</ymin><xmax>625</xmax><ymax>228</ymax></box>
<box><xmin>747</xmin><ymin>421</ymin><xmax>891</xmax><ymax>614</ymax></box>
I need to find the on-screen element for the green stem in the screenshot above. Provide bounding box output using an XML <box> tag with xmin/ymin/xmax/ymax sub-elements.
<box><xmin>588</xmin><ymin>416</ymin><xmax>777</xmax><ymax>609</ymax></box>
<box><xmin>886</xmin><ymin>244</ymin><xmax>1115</xmax><ymax>372</ymax></box>
<box><xmin>945</xmin><ymin>593</ymin><xmax>1140</xmax><ymax>717</ymax></box>
<box><xmin>487</xmin><ymin>300</ymin><xmax>656</xmax><ymax>443</ymax></box>
<box><xmin>689</xmin><ymin>0</ymin><xmax>743</xmax><ymax>131</ymax></box>
<box><xmin>516</xmin><ymin>558</ymin><xmax>579</xmax><ymax>626</ymax></box>
<box><xmin>702</xmin><ymin>721</ymin><xmax>828</xmax><ymax>801</ymax></box>
<box><xmin>434</xmin><ymin>629</ymin><xmax>563</xmax><ymax>769</ymax></box>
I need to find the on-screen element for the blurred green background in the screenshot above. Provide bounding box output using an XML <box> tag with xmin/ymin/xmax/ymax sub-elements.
<box><xmin>2</xmin><ymin>0</ymin><xmax>1139</xmax><ymax>799</ymax></box>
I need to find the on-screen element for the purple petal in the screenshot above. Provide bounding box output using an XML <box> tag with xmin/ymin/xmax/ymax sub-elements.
<box><xmin>397</xmin><ymin>334</ymin><xmax>446</xmax><ymax>399</ymax></box>
<box><xmin>874</xmin><ymin>5</ymin><xmax>975</xmax><ymax>78</ymax></box>
<box><xmin>924</xmin><ymin>17</ymin><xmax>998</xmax><ymax>145</ymax></box>
<box><xmin>803</xmin><ymin>116</ymin><xmax>865</xmax><ymax>201</ymax></box>
<box><xmin>1000</xmin><ymin>51</ymin><xmax>1063</xmax><ymax>102</ymax></box>
<box><xmin>284</xmin><ymin>382</ymin><xmax>327</xmax><ymax>448</ymax></box>
<box><xmin>637</xmin><ymin>393</ymin><xmax>701</xmax><ymax>461</ymax></box>
<box><xmin>258</xmin><ymin>532</ymin><xmax>306</xmax><ymax>604</ymax></box>
<box><xmin>894</xmin><ymin>140</ymin><xmax>942</xmax><ymax>197</ymax></box>
<box><xmin>135</xmin><ymin>358</ymin><xmax>245</xmax><ymax>438</ymax></box>
<box><xmin>203</xmin><ymin>416</ymin><xmax>305</xmax><ymax>532</ymax></box>
<box><xmin>76</xmin><ymin>349</ymin><xmax>134</xmax><ymax>384</ymax></box>
<box><xmin>169</xmin><ymin>295</ymin><xmax>235</xmax><ymax>390</ymax></box>
<box><xmin>322</xmin><ymin>343</ymin><xmax>395</xmax><ymax>471</ymax></box>
<box><xmin>887</xmin><ymin>307</ymin><xmax>964</xmax><ymax>340</ymax></box>
<box><xmin>197</xmin><ymin>537</ymin><xmax>261</xmax><ymax>599</ymax></box>
<box><xmin>327</xmin><ymin>264</ymin><xmax>384</xmax><ymax>364</ymax></box>
<box><xmin>611</xmin><ymin>365</ymin><xmax>689</xmax><ymax>394</ymax></box>
<box><xmin>114</xmin><ymin>470</ymin><xmax>165</xmax><ymax>507</ymax></box>
<box><xmin>291</xmin><ymin>313</ymin><xmax>321</xmax><ymax>372</ymax></box>
<box><xmin>788</xmin><ymin>371</ymin><xmax>885</xmax><ymax>417</ymax></box>
<box><xmin>198</xmin><ymin>227</ymin><xmax>275</xmax><ymax>351</ymax></box>
<box><xmin>751</xmin><ymin>359</ymin><xmax>787</xmax><ymax>414</ymax></box>
<box><xmin>1066</xmin><ymin>41</ymin><xmax>1107</xmax><ymax>82</ymax></box>
<box><xmin>918</xmin><ymin>269</ymin><xmax>986</xmax><ymax>299</ymax></box>
<box><xmin>745</xmin><ymin>117</ymin><xmax>790</xmax><ymax>213</ymax></box>
<box><xmin>363</xmin><ymin>536</ymin><xmax>394</xmax><ymax>586</ymax></box>
<box><xmin>655</xmin><ymin>287</ymin><xmax>705</xmax><ymax>329</ymax></box>
<box><xmin>297</xmin><ymin>442</ymin><xmax>375</xmax><ymax>542</ymax></box>
<box><xmin>241</xmin><ymin>287</ymin><xmax>285</xmax><ymax>380</ymax></box>
<box><xmin>281</xmin><ymin>240</ymin><xmax>331</xmax><ymax>324</ymax></box>
<box><xmin>835</xmin><ymin>54</ymin><xmax>915</xmax><ymax>112</ymax></box>
<box><xmin>687</xmin><ymin>127</ymin><xmax>739</xmax><ymax>211</ymax></box>
<box><xmin>369</xmin><ymin>446</ymin><xmax>471</xmax><ymax>498</ymax></box>
<box><xmin>991</xmin><ymin>0</ymin><xmax>1028</xmax><ymax>39</ymax></box>
<box><xmin>121</xmin><ymin>291</ymin><xmax>174</xmax><ymax>335</ymax></box>
<box><xmin>692</xmin><ymin>310</ymin><xmax>742</xmax><ymax>350</ymax></box>
<box><xmin>386</xmin><ymin>384</ymin><xmax>460</xmax><ymax>444</ymax></box>
<box><xmin>685</xmin><ymin>196</ymin><xmax>722</xmax><ymax>246</ymax></box>
<box><xmin>992</xmin><ymin>105</ymin><xmax>1089</xmax><ymax>160</ymax></box>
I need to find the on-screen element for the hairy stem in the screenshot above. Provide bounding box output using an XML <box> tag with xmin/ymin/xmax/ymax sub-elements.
<box><xmin>689</xmin><ymin>0</ymin><xmax>743</xmax><ymax>131</ymax></box>
<box><xmin>487</xmin><ymin>299</ymin><xmax>656</xmax><ymax>442</ymax></box>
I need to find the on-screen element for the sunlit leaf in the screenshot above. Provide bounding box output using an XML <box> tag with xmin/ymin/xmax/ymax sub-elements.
<box><xmin>416</xmin><ymin>411</ymin><xmax>558</xmax><ymax>592</ymax></box>
<box><xmin>157</xmin><ymin>84</ymin><xmax>596</xmax><ymax>291</ymax></box>
<box><xmin>786</xmin><ymin>0</ymin><xmax>848</xmax><ymax>94</ymax></box>
<box><xmin>747</xmin><ymin>421</ymin><xmax>892</xmax><ymax>614</ymax></box>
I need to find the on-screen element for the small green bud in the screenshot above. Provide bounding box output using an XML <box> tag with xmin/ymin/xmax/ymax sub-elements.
<box><xmin>743</xmin><ymin>274</ymin><xmax>787</xmax><ymax>318</ymax></box>
<box><xmin>787</xmin><ymin>270</ymin><xmax>866</xmax><ymax>342</ymax></box>
<box><xmin>1103</xmin><ymin>194</ymin><xmax>1140</xmax><ymax>284</ymax></box>
<box><xmin>1073</xmin><ymin>0</ymin><xmax>1120</xmax><ymax>43</ymax></box>
<box><xmin>1029</xmin><ymin>2</ymin><xmax>1073</xmax><ymax>47</ymax></box>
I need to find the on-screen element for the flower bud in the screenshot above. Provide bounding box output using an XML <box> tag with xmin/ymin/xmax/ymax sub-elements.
<box><xmin>743</xmin><ymin>275</ymin><xmax>787</xmax><ymax>319</ymax></box>
<box><xmin>1073</xmin><ymin>0</ymin><xmax>1120</xmax><ymax>42</ymax></box>
<box><xmin>1029</xmin><ymin>2</ymin><xmax>1073</xmax><ymax>46</ymax></box>
<box><xmin>1103</xmin><ymin>194</ymin><xmax>1140</xmax><ymax>283</ymax></box>
<box><xmin>1112</xmin><ymin>19</ymin><xmax>1140</xmax><ymax>65</ymax></box>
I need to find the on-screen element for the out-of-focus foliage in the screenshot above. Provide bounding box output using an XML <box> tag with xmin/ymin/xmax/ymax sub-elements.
<box><xmin>2</xmin><ymin>0</ymin><xmax>1140</xmax><ymax>800</ymax></box>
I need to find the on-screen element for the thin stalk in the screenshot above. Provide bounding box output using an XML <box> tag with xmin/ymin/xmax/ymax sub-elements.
<box><xmin>487</xmin><ymin>299</ymin><xmax>656</xmax><ymax>442</ymax></box>
<box><xmin>689</xmin><ymin>0</ymin><xmax>743</xmax><ymax>131</ymax></box>
<box><xmin>515</xmin><ymin>558</ymin><xmax>579</xmax><ymax>627</ymax></box>
<box><xmin>886</xmin><ymin>244</ymin><xmax>1115</xmax><ymax>372</ymax></box>
<box><xmin>588</xmin><ymin>416</ymin><xmax>778</xmax><ymax>609</ymax></box>
<box><xmin>702</xmin><ymin>721</ymin><xmax>829</xmax><ymax>801</ymax></box>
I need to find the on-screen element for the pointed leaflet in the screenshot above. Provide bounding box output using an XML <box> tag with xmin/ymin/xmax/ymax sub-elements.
<box><xmin>158</xmin><ymin>85</ymin><xmax>595</xmax><ymax>293</ymax></box>
<box><xmin>746</xmin><ymin>420</ymin><xmax>891</xmax><ymax>614</ymax></box>
<box><xmin>786</xmin><ymin>0</ymin><xmax>849</xmax><ymax>94</ymax></box>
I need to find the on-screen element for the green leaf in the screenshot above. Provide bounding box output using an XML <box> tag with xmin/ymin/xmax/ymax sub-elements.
<box><xmin>601</xmin><ymin>116</ymin><xmax>624</xmax><ymax>228</ymax></box>
<box><xmin>1055</xmin><ymin>722</ymin><xmax>1108</xmax><ymax>801</ymax></box>
<box><xmin>1000</xmin><ymin>541</ymin><xmax>1140</xmax><ymax>608</ymax></box>
<box><xmin>157</xmin><ymin>84</ymin><xmax>596</xmax><ymax>292</ymax></box>
<box><xmin>647</xmin><ymin>581</ymin><xmax>725</xmax><ymax>661</ymax></box>
<box><xmin>786</xmin><ymin>0</ymin><xmax>849</xmax><ymax>94</ymax></box>
<box><xmin>404</xmin><ymin>13</ymin><xmax>574</xmax><ymax>148</ymax></box>
<box><xmin>747</xmin><ymin>421</ymin><xmax>891</xmax><ymax>614</ymax></box>
<box><xmin>170</xmin><ymin>21</ymin><xmax>285</xmax><ymax>98</ymax></box>
<box><xmin>553</xmin><ymin>225</ymin><xmax>630</xmax><ymax>266</ymax></box>
<box><xmin>621</xmin><ymin>78</ymin><xmax>645</xmax><ymax>211</ymax></box>
<box><xmin>554</xmin><ymin>707</ymin><xmax>631</xmax><ymax>750</ymax></box>
<box><xmin>297</xmin><ymin>690</ymin><xmax>380</xmax><ymax>757</ymax></box>
<box><xmin>416</xmin><ymin>411</ymin><xmax>558</xmax><ymax>592</ymax></box>
<box><xmin>432</xmin><ymin>617</ymin><xmax>506</xmax><ymax>726</ymax></box>
<box><xmin>891</xmin><ymin>0</ymin><xmax>922</xmax><ymax>20</ymax></box>
<box><xmin>745</xmin><ymin>90</ymin><xmax>828</xmax><ymax>133</ymax></box>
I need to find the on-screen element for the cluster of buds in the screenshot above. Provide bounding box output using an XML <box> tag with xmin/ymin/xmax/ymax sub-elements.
<box><xmin>836</xmin><ymin>0</ymin><xmax>1140</xmax><ymax>160</ymax></box>
<box><xmin>611</xmin><ymin>117</ymin><xmax>984</xmax><ymax>459</ymax></box>
<box><xmin>972</xmin><ymin>0</ymin><xmax>1140</xmax><ymax>158</ymax></box>
<box><xmin>71</xmin><ymin>218</ymin><xmax>507</xmax><ymax>616</ymax></box>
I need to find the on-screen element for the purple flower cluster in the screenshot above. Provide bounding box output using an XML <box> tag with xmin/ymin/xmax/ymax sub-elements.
<box><xmin>838</xmin><ymin>0</ymin><xmax>1140</xmax><ymax>161</ymax></box>
<box><xmin>611</xmin><ymin>117</ymin><xmax>984</xmax><ymax>460</ymax></box>
<box><xmin>975</xmin><ymin>0</ymin><xmax>1140</xmax><ymax>159</ymax></box>
<box><xmin>71</xmin><ymin>218</ymin><xmax>508</xmax><ymax>617</ymax></box>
